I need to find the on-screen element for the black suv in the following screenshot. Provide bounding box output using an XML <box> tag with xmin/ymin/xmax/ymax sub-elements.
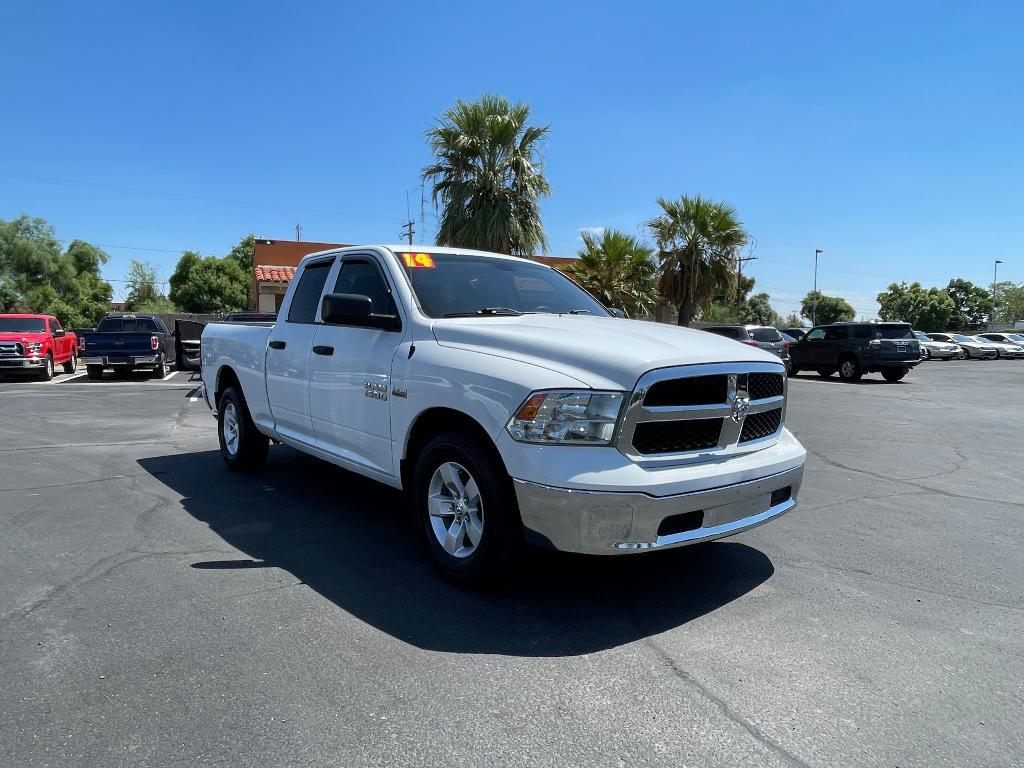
<box><xmin>789</xmin><ymin>322</ymin><xmax>920</xmax><ymax>382</ymax></box>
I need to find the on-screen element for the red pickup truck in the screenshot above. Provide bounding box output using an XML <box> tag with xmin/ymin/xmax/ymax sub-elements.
<box><xmin>0</xmin><ymin>314</ymin><xmax>79</xmax><ymax>381</ymax></box>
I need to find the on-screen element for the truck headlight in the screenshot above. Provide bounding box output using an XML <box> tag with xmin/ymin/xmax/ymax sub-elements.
<box><xmin>25</xmin><ymin>342</ymin><xmax>42</xmax><ymax>356</ymax></box>
<box><xmin>507</xmin><ymin>391</ymin><xmax>624</xmax><ymax>445</ymax></box>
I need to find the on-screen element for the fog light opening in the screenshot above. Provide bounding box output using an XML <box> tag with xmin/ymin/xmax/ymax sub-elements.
<box><xmin>657</xmin><ymin>510</ymin><xmax>705</xmax><ymax>537</ymax></box>
<box><xmin>770</xmin><ymin>486</ymin><xmax>792</xmax><ymax>507</ymax></box>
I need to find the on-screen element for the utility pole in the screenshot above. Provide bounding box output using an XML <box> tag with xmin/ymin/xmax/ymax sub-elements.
<box><xmin>400</xmin><ymin>191</ymin><xmax>415</xmax><ymax>245</ymax></box>
<box><xmin>736</xmin><ymin>254</ymin><xmax>757</xmax><ymax>307</ymax></box>
<box><xmin>295</xmin><ymin>222</ymin><xmax>302</xmax><ymax>242</ymax></box>
<box><xmin>992</xmin><ymin>259</ymin><xmax>1003</xmax><ymax>329</ymax></box>
<box><xmin>812</xmin><ymin>248</ymin><xmax>824</xmax><ymax>325</ymax></box>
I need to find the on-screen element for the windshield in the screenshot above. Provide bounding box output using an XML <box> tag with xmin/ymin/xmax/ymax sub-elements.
<box><xmin>397</xmin><ymin>252</ymin><xmax>609</xmax><ymax>318</ymax></box>
<box><xmin>1009</xmin><ymin>334</ymin><xmax>1024</xmax><ymax>343</ymax></box>
<box><xmin>749</xmin><ymin>327</ymin><xmax>782</xmax><ymax>342</ymax></box>
<box><xmin>952</xmin><ymin>334</ymin><xmax>978</xmax><ymax>343</ymax></box>
<box><xmin>877</xmin><ymin>324</ymin><xmax>913</xmax><ymax>339</ymax></box>
<box><xmin>0</xmin><ymin>317</ymin><xmax>46</xmax><ymax>333</ymax></box>
<box><xmin>914</xmin><ymin>331</ymin><xmax>931</xmax><ymax>341</ymax></box>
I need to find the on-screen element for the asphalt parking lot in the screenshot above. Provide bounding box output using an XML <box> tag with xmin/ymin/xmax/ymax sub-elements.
<box><xmin>1</xmin><ymin>361</ymin><xmax>1021</xmax><ymax>767</ymax></box>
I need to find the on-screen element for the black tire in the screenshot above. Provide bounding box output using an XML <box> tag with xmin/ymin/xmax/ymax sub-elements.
<box><xmin>816</xmin><ymin>368</ymin><xmax>835</xmax><ymax>378</ymax></box>
<box><xmin>882</xmin><ymin>367</ymin><xmax>907</xmax><ymax>383</ymax></box>
<box><xmin>963</xmin><ymin>348</ymin><xmax>972</xmax><ymax>359</ymax></box>
<box><xmin>217</xmin><ymin>385</ymin><xmax>269</xmax><ymax>472</ymax></box>
<box><xmin>39</xmin><ymin>353</ymin><xmax>54</xmax><ymax>381</ymax></box>
<box><xmin>921</xmin><ymin>348</ymin><xmax>931</xmax><ymax>360</ymax></box>
<box><xmin>63</xmin><ymin>350</ymin><xmax>78</xmax><ymax>374</ymax></box>
<box><xmin>86</xmin><ymin>365</ymin><xmax>104</xmax><ymax>381</ymax></box>
<box><xmin>838</xmin><ymin>356</ymin><xmax>862</xmax><ymax>382</ymax></box>
<box><xmin>788</xmin><ymin>366</ymin><xmax>800</xmax><ymax>377</ymax></box>
<box><xmin>412</xmin><ymin>431</ymin><xmax>522</xmax><ymax>585</ymax></box>
<box><xmin>152</xmin><ymin>354</ymin><xmax>168</xmax><ymax>379</ymax></box>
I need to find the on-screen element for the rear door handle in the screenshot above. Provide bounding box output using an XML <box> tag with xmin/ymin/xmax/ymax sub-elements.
<box><xmin>268</xmin><ymin>340</ymin><xmax>286</xmax><ymax>350</ymax></box>
<box><xmin>312</xmin><ymin>345</ymin><xmax>334</xmax><ymax>356</ymax></box>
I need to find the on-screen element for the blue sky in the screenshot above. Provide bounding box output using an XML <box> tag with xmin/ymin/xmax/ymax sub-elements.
<box><xmin>2</xmin><ymin>1</ymin><xmax>1022</xmax><ymax>315</ymax></box>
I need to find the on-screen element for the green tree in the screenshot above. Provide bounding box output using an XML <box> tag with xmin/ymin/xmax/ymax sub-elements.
<box><xmin>782</xmin><ymin>312</ymin><xmax>803</xmax><ymax>328</ymax></box>
<box><xmin>741</xmin><ymin>292</ymin><xmax>783</xmax><ymax>327</ymax></box>
<box><xmin>169</xmin><ymin>253</ymin><xmax>248</xmax><ymax>313</ymax></box>
<box><xmin>563</xmin><ymin>229</ymin><xmax>658</xmax><ymax>317</ymax></box>
<box><xmin>647</xmin><ymin>195</ymin><xmax>748</xmax><ymax>326</ymax></box>
<box><xmin>876</xmin><ymin>281</ymin><xmax>954</xmax><ymax>332</ymax></box>
<box><xmin>422</xmin><ymin>94</ymin><xmax>551</xmax><ymax>256</ymax></box>
<box><xmin>227</xmin><ymin>234</ymin><xmax>255</xmax><ymax>275</ymax></box>
<box><xmin>945</xmin><ymin>278</ymin><xmax>992</xmax><ymax>330</ymax></box>
<box><xmin>124</xmin><ymin>260</ymin><xmax>163</xmax><ymax>310</ymax></box>
<box><xmin>993</xmin><ymin>281</ymin><xmax>1024</xmax><ymax>325</ymax></box>
<box><xmin>800</xmin><ymin>291</ymin><xmax>855</xmax><ymax>325</ymax></box>
<box><xmin>57</xmin><ymin>240</ymin><xmax>113</xmax><ymax>326</ymax></box>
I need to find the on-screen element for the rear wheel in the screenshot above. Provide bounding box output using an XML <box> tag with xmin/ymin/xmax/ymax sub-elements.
<box><xmin>152</xmin><ymin>354</ymin><xmax>168</xmax><ymax>379</ymax></box>
<box><xmin>788</xmin><ymin>366</ymin><xmax>800</xmax><ymax>377</ymax></box>
<box><xmin>86</xmin><ymin>365</ymin><xmax>103</xmax><ymax>381</ymax></box>
<box><xmin>921</xmin><ymin>348</ymin><xmax>931</xmax><ymax>360</ymax></box>
<box><xmin>838</xmin><ymin>356</ymin><xmax>862</xmax><ymax>382</ymax></box>
<box><xmin>963</xmin><ymin>348</ymin><xmax>972</xmax><ymax>359</ymax></box>
<box><xmin>63</xmin><ymin>350</ymin><xmax>78</xmax><ymax>374</ymax></box>
<box><xmin>217</xmin><ymin>386</ymin><xmax>269</xmax><ymax>472</ymax></box>
<box><xmin>413</xmin><ymin>431</ymin><xmax>522</xmax><ymax>585</ymax></box>
<box><xmin>39</xmin><ymin>354</ymin><xmax>54</xmax><ymax>381</ymax></box>
<box><xmin>882</xmin><ymin>367</ymin><xmax>908</xmax><ymax>382</ymax></box>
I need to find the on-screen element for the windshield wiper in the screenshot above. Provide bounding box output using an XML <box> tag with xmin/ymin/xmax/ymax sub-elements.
<box><xmin>566</xmin><ymin>309</ymin><xmax>596</xmax><ymax>315</ymax></box>
<box><xmin>443</xmin><ymin>307</ymin><xmax>526</xmax><ymax>318</ymax></box>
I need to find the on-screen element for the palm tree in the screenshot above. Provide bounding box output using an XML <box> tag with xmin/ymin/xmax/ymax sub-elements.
<box><xmin>422</xmin><ymin>95</ymin><xmax>551</xmax><ymax>256</ymax></box>
<box><xmin>564</xmin><ymin>229</ymin><xmax>658</xmax><ymax>317</ymax></box>
<box><xmin>647</xmin><ymin>195</ymin><xmax>748</xmax><ymax>326</ymax></box>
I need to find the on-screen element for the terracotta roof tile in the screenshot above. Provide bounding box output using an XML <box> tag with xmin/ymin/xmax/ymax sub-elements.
<box><xmin>254</xmin><ymin>265</ymin><xmax>296</xmax><ymax>282</ymax></box>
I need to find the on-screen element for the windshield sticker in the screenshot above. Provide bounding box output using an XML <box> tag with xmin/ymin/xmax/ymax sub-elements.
<box><xmin>401</xmin><ymin>253</ymin><xmax>436</xmax><ymax>269</ymax></box>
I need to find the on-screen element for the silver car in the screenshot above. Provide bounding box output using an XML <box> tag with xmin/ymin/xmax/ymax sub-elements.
<box><xmin>970</xmin><ymin>335</ymin><xmax>1024</xmax><ymax>359</ymax></box>
<box><xmin>914</xmin><ymin>331</ymin><xmax>960</xmax><ymax>360</ymax></box>
<box><xmin>929</xmin><ymin>333</ymin><xmax>998</xmax><ymax>359</ymax></box>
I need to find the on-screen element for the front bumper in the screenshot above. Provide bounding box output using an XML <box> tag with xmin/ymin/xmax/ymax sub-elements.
<box><xmin>83</xmin><ymin>355</ymin><xmax>159</xmax><ymax>368</ymax></box>
<box><xmin>0</xmin><ymin>356</ymin><xmax>48</xmax><ymax>370</ymax></box>
<box><xmin>514</xmin><ymin>463</ymin><xmax>803</xmax><ymax>555</ymax></box>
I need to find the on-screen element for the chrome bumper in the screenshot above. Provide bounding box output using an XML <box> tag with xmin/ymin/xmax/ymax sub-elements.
<box><xmin>0</xmin><ymin>356</ymin><xmax>47</xmax><ymax>369</ymax></box>
<box><xmin>83</xmin><ymin>355</ymin><xmax>159</xmax><ymax>367</ymax></box>
<box><xmin>514</xmin><ymin>464</ymin><xmax>803</xmax><ymax>555</ymax></box>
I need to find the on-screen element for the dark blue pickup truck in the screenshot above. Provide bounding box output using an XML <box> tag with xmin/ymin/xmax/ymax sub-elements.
<box><xmin>81</xmin><ymin>314</ymin><xmax>174</xmax><ymax>380</ymax></box>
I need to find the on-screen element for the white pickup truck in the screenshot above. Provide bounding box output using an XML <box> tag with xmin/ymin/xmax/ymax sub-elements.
<box><xmin>199</xmin><ymin>245</ymin><xmax>806</xmax><ymax>583</ymax></box>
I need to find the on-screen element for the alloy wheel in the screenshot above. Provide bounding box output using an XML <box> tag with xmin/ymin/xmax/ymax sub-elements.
<box><xmin>222</xmin><ymin>402</ymin><xmax>240</xmax><ymax>456</ymax></box>
<box><xmin>427</xmin><ymin>461</ymin><xmax>484</xmax><ymax>559</ymax></box>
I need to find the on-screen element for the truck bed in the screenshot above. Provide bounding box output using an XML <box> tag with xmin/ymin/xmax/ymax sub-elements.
<box><xmin>200</xmin><ymin>321</ymin><xmax>274</xmax><ymax>423</ymax></box>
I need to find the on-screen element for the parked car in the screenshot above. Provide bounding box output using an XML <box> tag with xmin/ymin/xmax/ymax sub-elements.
<box><xmin>789</xmin><ymin>321</ymin><xmax>921</xmax><ymax>382</ymax></box>
<box><xmin>914</xmin><ymin>330</ymin><xmax>960</xmax><ymax>360</ymax></box>
<box><xmin>780</xmin><ymin>327</ymin><xmax>807</xmax><ymax>341</ymax></box>
<box><xmin>702</xmin><ymin>325</ymin><xmax>792</xmax><ymax>371</ymax></box>
<box><xmin>199</xmin><ymin>246</ymin><xmax>806</xmax><ymax>584</ymax></box>
<box><xmin>975</xmin><ymin>333</ymin><xmax>1024</xmax><ymax>358</ymax></box>
<box><xmin>81</xmin><ymin>314</ymin><xmax>174</xmax><ymax>379</ymax></box>
<box><xmin>929</xmin><ymin>333</ymin><xmax>998</xmax><ymax>359</ymax></box>
<box><xmin>0</xmin><ymin>314</ymin><xmax>79</xmax><ymax>380</ymax></box>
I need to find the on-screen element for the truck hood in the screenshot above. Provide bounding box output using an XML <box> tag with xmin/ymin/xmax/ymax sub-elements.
<box><xmin>431</xmin><ymin>315</ymin><xmax>781</xmax><ymax>390</ymax></box>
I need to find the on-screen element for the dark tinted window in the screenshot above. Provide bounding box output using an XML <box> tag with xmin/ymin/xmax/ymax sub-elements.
<box><xmin>334</xmin><ymin>260</ymin><xmax>395</xmax><ymax>315</ymax></box>
<box><xmin>287</xmin><ymin>260</ymin><xmax>333</xmax><ymax>323</ymax></box>
<box><xmin>877</xmin><ymin>324</ymin><xmax>913</xmax><ymax>340</ymax></box>
<box><xmin>0</xmin><ymin>317</ymin><xmax>46</xmax><ymax>332</ymax></box>
<box><xmin>824</xmin><ymin>326</ymin><xmax>849</xmax><ymax>340</ymax></box>
<box><xmin>97</xmin><ymin>317</ymin><xmax>161</xmax><ymax>333</ymax></box>
<box><xmin>805</xmin><ymin>329</ymin><xmax>826</xmax><ymax>341</ymax></box>
<box><xmin>853</xmin><ymin>325</ymin><xmax>875</xmax><ymax>339</ymax></box>
<box><xmin>749</xmin><ymin>327</ymin><xmax>781</xmax><ymax>342</ymax></box>
<box><xmin>706</xmin><ymin>327</ymin><xmax>747</xmax><ymax>340</ymax></box>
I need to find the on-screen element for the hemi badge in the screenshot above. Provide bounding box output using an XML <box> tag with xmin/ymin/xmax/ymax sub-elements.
<box><xmin>392</xmin><ymin>387</ymin><xmax>408</xmax><ymax>399</ymax></box>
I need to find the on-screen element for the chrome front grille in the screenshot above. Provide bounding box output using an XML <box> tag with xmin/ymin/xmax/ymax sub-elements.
<box><xmin>618</xmin><ymin>363</ymin><xmax>787</xmax><ymax>461</ymax></box>
<box><xmin>0</xmin><ymin>342</ymin><xmax>23</xmax><ymax>358</ymax></box>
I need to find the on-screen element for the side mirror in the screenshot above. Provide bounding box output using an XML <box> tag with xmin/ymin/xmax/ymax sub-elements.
<box><xmin>321</xmin><ymin>293</ymin><xmax>401</xmax><ymax>331</ymax></box>
<box><xmin>53</xmin><ymin>328</ymin><xmax>66</xmax><ymax>337</ymax></box>
<box><xmin>607</xmin><ymin>307</ymin><xmax>626</xmax><ymax>319</ymax></box>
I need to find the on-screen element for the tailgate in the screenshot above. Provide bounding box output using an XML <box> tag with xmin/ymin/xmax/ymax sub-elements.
<box><xmin>83</xmin><ymin>332</ymin><xmax>157</xmax><ymax>355</ymax></box>
<box><xmin>873</xmin><ymin>325</ymin><xmax>918</xmax><ymax>361</ymax></box>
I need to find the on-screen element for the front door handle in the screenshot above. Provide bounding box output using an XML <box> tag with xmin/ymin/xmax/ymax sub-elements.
<box><xmin>312</xmin><ymin>345</ymin><xmax>334</xmax><ymax>356</ymax></box>
<box><xmin>268</xmin><ymin>340</ymin><xmax>286</xmax><ymax>350</ymax></box>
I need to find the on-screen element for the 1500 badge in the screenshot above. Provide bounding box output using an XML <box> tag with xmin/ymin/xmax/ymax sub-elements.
<box><xmin>365</xmin><ymin>381</ymin><xmax>388</xmax><ymax>401</ymax></box>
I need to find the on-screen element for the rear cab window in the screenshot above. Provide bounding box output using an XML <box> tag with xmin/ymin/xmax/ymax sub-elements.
<box><xmin>749</xmin><ymin>328</ymin><xmax>781</xmax><ymax>342</ymax></box>
<box><xmin>288</xmin><ymin>260</ymin><xmax>334</xmax><ymax>323</ymax></box>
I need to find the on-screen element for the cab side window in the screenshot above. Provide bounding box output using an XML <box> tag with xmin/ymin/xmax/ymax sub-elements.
<box><xmin>334</xmin><ymin>260</ymin><xmax>395</xmax><ymax>315</ymax></box>
<box><xmin>287</xmin><ymin>260</ymin><xmax>334</xmax><ymax>323</ymax></box>
<box><xmin>853</xmin><ymin>326</ymin><xmax>876</xmax><ymax>339</ymax></box>
<box><xmin>825</xmin><ymin>326</ymin><xmax>848</xmax><ymax>341</ymax></box>
<box><xmin>805</xmin><ymin>329</ymin><xmax>826</xmax><ymax>342</ymax></box>
<box><xmin>50</xmin><ymin>317</ymin><xmax>63</xmax><ymax>333</ymax></box>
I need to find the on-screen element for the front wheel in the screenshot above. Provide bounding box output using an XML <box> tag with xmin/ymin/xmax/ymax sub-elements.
<box><xmin>882</xmin><ymin>367</ymin><xmax>908</xmax><ymax>382</ymax></box>
<box><xmin>413</xmin><ymin>431</ymin><xmax>522</xmax><ymax>585</ymax></box>
<box><xmin>217</xmin><ymin>386</ymin><xmax>269</xmax><ymax>472</ymax></box>
<box><xmin>63</xmin><ymin>350</ymin><xmax>78</xmax><ymax>374</ymax></box>
<box><xmin>963</xmin><ymin>348</ymin><xmax>972</xmax><ymax>359</ymax></box>
<box><xmin>838</xmin><ymin>357</ymin><xmax>862</xmax><ymax>382</ymax></box>
<box><xmin>39</xmin><ymin>354</ymin><xmax>54</xmax><ymax>381</ymax></box>
<box><xmin>921</xmin><ymin>348</ymin><xmax>931</xmax><ymax>360</ymax></box>
<box><xmin>86</xmin><ymin>365</ymin><xmax>103</xmax><ymax>380</ymax></box>
<box><xmin>788</xmin><ymin>366</ymin><xmax>800</xmax><ymax>377</ymax></box>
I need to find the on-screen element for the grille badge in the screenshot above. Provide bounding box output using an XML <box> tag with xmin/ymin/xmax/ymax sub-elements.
<box><xmin>727</xmin><ymin>373</ymin><xmax>750</xmax><ymax>424</ymax></box>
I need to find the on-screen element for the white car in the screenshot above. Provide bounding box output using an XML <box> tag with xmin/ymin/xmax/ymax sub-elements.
<box><xmin>913</xmin><ymin>331</ymin><xmax>960</xmax><ymax>360</ymax></box>
<box><xmin>976</xmin><ymin>333</ymin><xmax>1024</xmax><ymax>358</ymax></box>
<box><xmin>929</xmin><ymin>333</ymin><xmax>999</xmax><ymax>359</ymax></box>
<box><xmin>198</xmin><ymin>246</ymin><xmax>806</xmax><ymax>583</ymax></box>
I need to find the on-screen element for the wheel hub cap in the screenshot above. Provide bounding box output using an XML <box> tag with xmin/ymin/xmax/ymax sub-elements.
<box><xmin>426</xmin><ymin>461</ymin><xmax>484</xmax><ymax>559</ymax></box>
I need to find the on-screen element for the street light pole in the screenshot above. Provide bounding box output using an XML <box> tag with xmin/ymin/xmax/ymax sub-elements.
<box><xmin>992</xmin><ymin>259</ymin><xmax>1003</xmax><ymax>329</ymax></box>
<box><xmin>812</xmin><ymin>249</ymin><xmax>824</xmax><ymax>325</ymax></box>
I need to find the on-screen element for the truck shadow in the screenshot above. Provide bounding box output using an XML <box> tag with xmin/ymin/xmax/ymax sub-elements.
<box><xmin>138</xmin><ymin>448</ymin><xmax>775</xmax><ymax>657</ymax></box>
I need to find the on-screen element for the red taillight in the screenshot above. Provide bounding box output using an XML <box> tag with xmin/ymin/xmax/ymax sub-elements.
<box><xmin>151</xmin><ymin>335</ymin><xmax>159</xmax><ymax>351</ymax></box>
<box><xmin>79</xmin><ymin>337</ymin><xmax>86</xmax><ymax>351</ymax></box>
<box><xmin>782</xmin><ymin>341</ymin><xmax>790</xmax><ymax>349</ymax></box>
